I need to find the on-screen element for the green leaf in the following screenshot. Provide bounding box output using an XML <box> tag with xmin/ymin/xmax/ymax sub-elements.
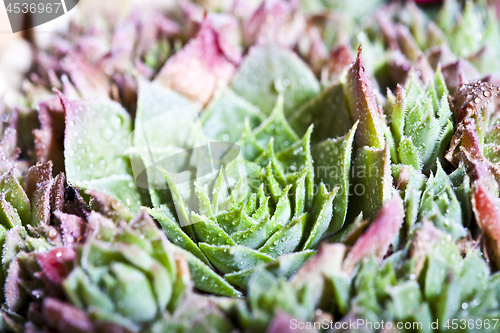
<box><xmin>63</xmin><ymin>267</ymin><xmax>115</xmax><ymax>312</ymax></box>
<box><xmin>202</xmin><ymin>88</ymin><xmax>265</xmax><ymax>143</ymax></box>
<box><xmin>64</xmin><ymin>98</ymin><xmax>131</xmax><ymax>180</ymax></box>
<box><xmin>173</xmin><ymin>246</ymin><xmax>242</xmax><ymax>297</ymax></box>
<box><xmin>259</xmin><ymin>214</ymin><xmax>307</xmax><ymax>258</ymax></box>
<box><xmin>199</xmin><ymin>243</ymin><xmax>274</xmax><ymax>274</ymax></box>
<box><xmin>225</xmin><ymin>250</ymin><xmax>315</xmax><ymax>289</ymax></box>
<box><xmin>0</xmin><ymin>194</ymin><xmax>22</xmax><ymax>229</ymax></box>
<box><xmin>329</xmin><ymin>272</ymin><xmax>351</xmax><ymax>315</ymax></box>
<box><xmin>231</xmin><ymin>43</ymin><xmax>320</xmax><ymax>116</ymax></box>
<box><xmin>349</xmin><ymin>144</ymin><xmax>392</xmax><ymax>221</ymax></box>
<box><xmin>386</xmin><ymin>281</ymin><xmax>422</xmax><ymax>320</ymax></box>
<box><xmin>312</xmin><ymin>122</ymin><xmax>357</xmax><ymax>234</ymax></box>
<box><xmin>62</xmin><ymin>96</ymin><xmax>148</xmax><ymax>213</ymax></box>
<box><xmin>458</xmin><ymin>249</ymin><xmax>489</xmax><ymax>301</ymax></box>
<box><xmin>418</xmin><ymin>163</ymin><xmax>466</xmax><ymax>240</ymax></box>
<box><xmin>109</xmin><ymin>262</ymin><xmax>158</xmax><ymax>322</ymax></box>
<box><xmin>252</xmin><ymin>96</ymin><xmax>300</xmax><ymax>153</ymax></box>
<box><xmin>0</xmin><ymin>171</ymin><xmax>30</xmax><ymax>225</ymax></box>
<box><xmin>270</xmin><ymin>185</ymin><xmax>292</xmax><ymax>226</ymax></box>
<box><xmin>389</xmin><ymin>85</ymin><xmax>406</xmax><ymax>145</ymax></box>
<box><xmin>234</xmin><ymin>120</ymin><xmax>266</xmax><ymax>161</ymax></box>
<box><xmin>134</xmin><ymin>80</ymin><xmax>197</xmax><ymax>150</ymax></box>
<box><xmin>231</xmin><ymin>217</ymin><xmax>280</xmax><ymax>250</ymax></box>
<box><xmin>114</xmin><ymin>243</ymin><xmax>173</xmax><ymax>311</ymax></box>
<box><xmin>289</xmin><ymin>83</ymin><xmax>353</xmax><ymax>143</ymax></box>
<box><xmin>302</xmin><ymin>185</ymin><xmax>337</xmax><ymax>250</ymax></box>
<box><xmin>398</xmin><ymin>136</ymin><xmax>421</xmax><ymax>170</ymax></box>
<box><xmin>191</xmin><ymin>213</ymin><xmax>235</xmax><ymax>246</ymax></box>
<box><xmin>344</xmin><ymin>48</ymin><xmax>385</xmax><ymax>149</ymax></box>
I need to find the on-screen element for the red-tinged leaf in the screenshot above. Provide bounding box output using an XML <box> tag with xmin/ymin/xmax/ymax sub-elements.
<box><xmin>30</xmin><ymin>177</ymin><xmax>53</xmax><ymax>227</ymax></box>
<box><xmin>446</xmin><ymin>81</ymin><xmax>500</xmax><ymax>167</ymax></box>
<box><xmin>243</xmin><ymin>0</ymin><xmax>304</xmax><ymax>48</ymax></box>
<box><xmin>302</xmin><ymin>25</ymin><xmax>328</xmax><ymax>74</ymax></box>
<box><xmin>472</xmin><ymin>179</ymin><xmax>500</xmax><ymax>268</ymax></box>
<box><xmin>98</xmin><ymin>21</ymin><xmax>137</xmax><ymax>74</ymax></box>
<box><xmin>5</xmin><ymin>257</ymin><xmax>27</xmax><ymax>312</ymax></box>
<box><xmin>54</xmin><ymin>211</ymin><xmax>85</xmax><ymax>246</ymax></box>
<box><xmin>409</xmin><ymin>221</ymin><xmax>446</xmax><ymax>275</ymax></box>
<box><xmin>51</xmin><ymin>173</ymin><xmax>65</xmax><ymax>214</ymax></box>
<box><xmin>395</xmin><ymin>24</ymin><xmax>421</xmax><ymax>62</ymax></box>
<box><xmin>136</xmin><ymin>12</ymin><xmax>180</xmax><ymax>56</ymax></box>
<box><xmin>74</xmin><ymin>35</ymin><xmax>109</xmax><ymax>65</ymax></box>
<box><xmin>37</xmin><ymin>247</ymin><xmax>76</xmax><ymax>284</ymax></box>
<box><xmin>395</xmin><ymin>165</ymin><xmax>411</xmax><ymax>192</ymax></box>
<box><xmin>326</xmin><ymin>44</ymin><xmax>354</xmax><ymax>82</ymax></box>
<box><xmin>454</xmin><ymin>81</ymin><xmax>500</xmax><ymax>122</ymax></box>
<box><xmin>291</xmin><ymin>243</ymin><xmax>346</xmax><ymax>307</ymax></box>
<box><xmin>34</xmin><ymin>97</ymin><xmax>65</xmax><ymax>175</ymax></box>
<box><xmin>446</xmin><ymin>119</ymin><xmax>483</xmax><ymax>168</ymax></box>
<box><xmin>388</xmin><ymin>50</ymin><xmax>412</xmax><ymax>85</ymax></box>
<box><xmin>427</xmin><ymin>44</ymin><xmax>456</xmax><ymax>70</ymax></box>
<box><xmin>267</xmin><ymin>311</ymin><xmax>316</xmax><ymax>333</ymax></box>
<box><xmin>155</xmin><ymin>17</ymin><xmax>241</xmax><ymax>105</ymax></box>
<box><xmin>24</xmin><ymin>162</ymin><xmax>53</xmax><ymax>201</ymax></box>
<box><xmin>43</xmin><ymin>297</ymin><xmax>93</xmax><ymax>333</ymax></box>
<box><xmin>61</xmin><ymin>53</ymin><xmax>110</xmax><ymax>98</ymax></box>
<box><xmin>376</xmin><ymin>8</ymin><xmax>398</xmax><ymax>51</ymax></box>
<box><xmin>413</xmin><ymin>55</ymin><xmax>434</xmax><ymax>85</ymax></box>
<box><xmin>344</xmin><ymin>46</ymin><xmax>386</xmax><ymax>149</ymax></box>
<box><xmin>441</xmin><ymin>60</ymin><xmax>480</xmax><ymax>96</ymax></box>
<box><xmin>343</xmin><ymin>195</ymin><xmax>404</xmax><ymax>274</ymax></box>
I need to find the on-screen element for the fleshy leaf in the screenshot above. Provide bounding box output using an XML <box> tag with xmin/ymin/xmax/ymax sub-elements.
<box><xmin>0</xmin><ymin>171</ymin><xmax>30</xmax><ymax>225</ymax></box>
<box><xmin>148</xmin><ymin>206</ymin><xmax>210</xmax><ymax>266</ymax></box>
<box><xmin>259</xmin><ymin>214</ymin><xmax>307</xmax><ymax>258</ymax></box>
<box><xmin>231</xmin><ymin>43</ymin><xmax>320</xmax><ymax>116</ymax></box>
<box><xmin>344</xmin><ymin>47</ymin><xmax>385</xmax><ymax>149</ymax></box>
<box><xmin>224</xmin><ymin>250</ymin><xmax>315</xmax><ymax>289</ymax></box>
<box><xmin>301</xmin><ymin>185</ymin><xmax>336</xmax><ymax>250</ymax></box>
<box><xmin>349</xmin><ymin>144</ymin><xmax>392</xmax><ymax>221</ymax></box>
<box><xmin>289</xmin><ymin>83</ymin><xmax>353</xmax><ymax>143</ymax></box>
<box><xmin>155</xmin><ymin>18</ymin><xmax>241</xmax><ymax>105</ymax></box>
<box><xmin>173</xmin><ymin>246</ymin><xmax>242</xmax><ymax>297</ymax></box>
<box><xmin>202</xmin><ymin>89</ymin><xmax>265</xmax><ymax>143</ymax></box>
<box><xmin>343</xmin><ymin>195</ymin><xmax>404</xmax><ymax>273</ymax></box>
<box><xmin>62</xmin><ymin>94</ymin><xmax>148</xmax><ymax>213</ymax></box>
<box><xmin>199</xmin><ymin>243</ymin><xmax>274</xmax><ymax>274</ymax></box>
<box><xmin>312</xmin><ymin>122</ymin><xmax>357</xmax><ymax>234</ymax></box>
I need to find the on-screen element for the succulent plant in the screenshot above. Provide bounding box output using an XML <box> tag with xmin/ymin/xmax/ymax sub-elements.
<box><xmin>226</xmin><ymin>206</ymin><xmax>500</xmax><ymax>333</ymax></box>
<box><xmin>6</xmin><ymin>0</ymin><xmax>500</xmax><ymax>331</ymax></box>
<box><xmin>328</xmin><ymin>222</ymin><xmax>500</xmax><ymax>333</ymax></box>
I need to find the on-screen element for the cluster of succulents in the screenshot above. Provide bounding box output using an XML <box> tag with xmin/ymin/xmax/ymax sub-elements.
<box><xmin>4</xmin><ymin>0</ymin><xmax>500</xmax><ymax>332</ymax></box>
